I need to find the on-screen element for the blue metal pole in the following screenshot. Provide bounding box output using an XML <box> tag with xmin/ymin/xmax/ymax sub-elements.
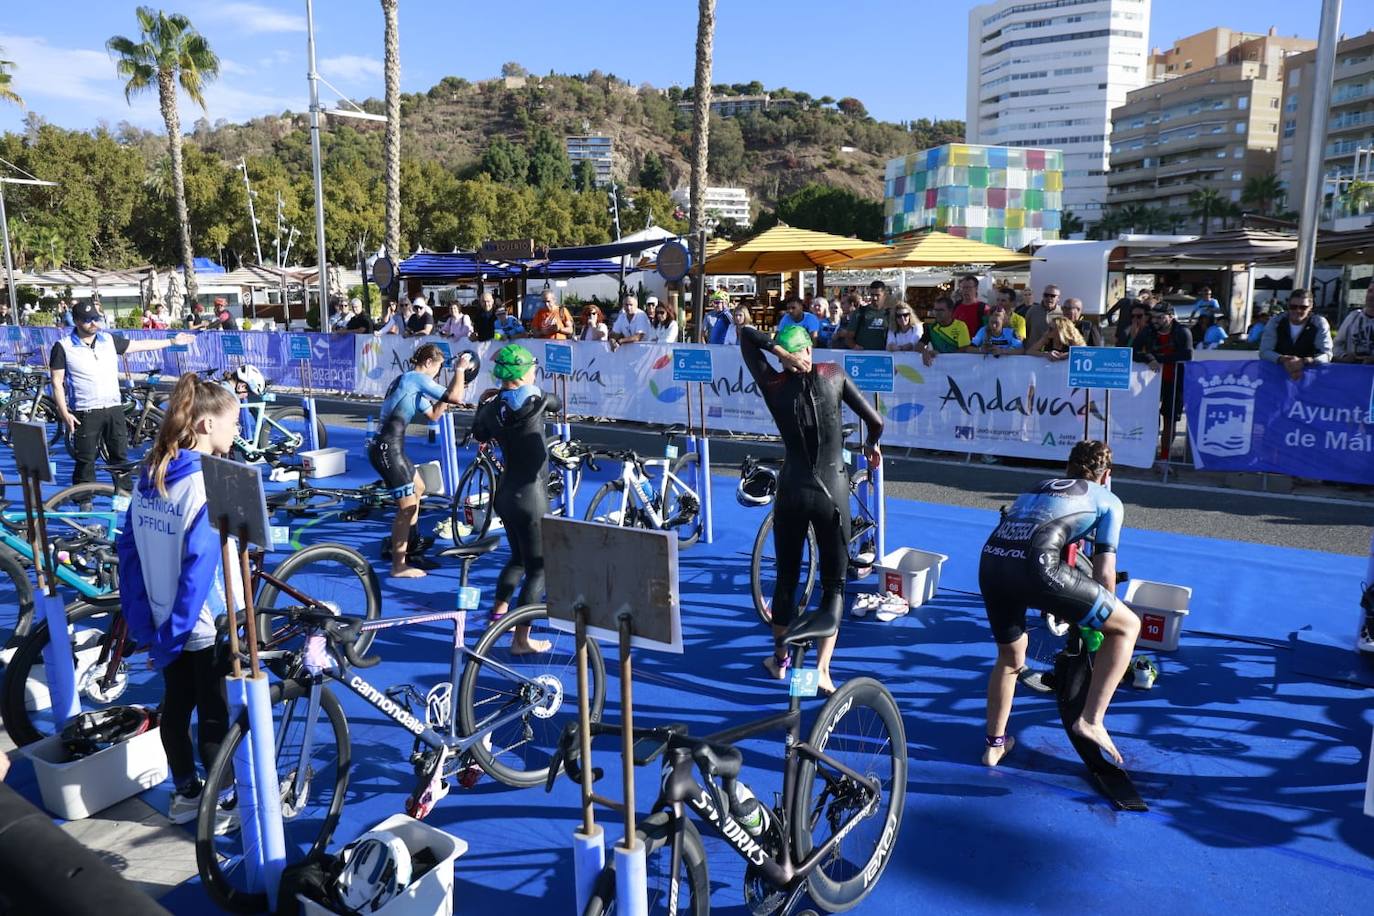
<box><xmin>224</xmin><ymin>676</ymin><xmax>263</xmax><ymax>894</ymax></box>
<box><xmin>437</xmin><ymin>412</ymin><xmax>459</xmax><ymax>497</ymax></box>
<box><xmin>244</xmin><ymin>674</ymin><xmax>286</xmax><ymax>906</ymax></box>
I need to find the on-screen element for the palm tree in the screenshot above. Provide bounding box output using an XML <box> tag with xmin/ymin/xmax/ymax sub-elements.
<box><xmin>1241</xmin><ymin>174</ymin><xmax>1285</xmax><ymax>215</ymax></box>
<box><xmin>1117</xmin><ymin>203</ymin><xmax>1150</xmax><ymax>234</ymax></box>
<box><xmin>107</xmin><ymin>9</ymin><xmax>219</xmax><ymax>306</ymax></box>
<box><xmin>1345</xmin><ymin>179</ymin><xmax>1374</xmax><ymax>215</ymax></box>
<box><xmin>1188</xmin><ymin>188</ymin><xmax>1226</xmax><ymax>235</ymax></box>
<box><xmin>0</xmin><ymin>48</ymin><xmax>22</xmax><ymax>106</ymax></box>
<box><xmin>31</xmin><ymin>227</ymin><xmax>65</xmax><ymax>271</ymax></box>
<box><xmin>381</xmin><ymin>0</ymin><xmax>401</xmax><ymax>261</ymax></box>
<box><xmin>687</xmin><ymin>0</ymin><xmax>716</xmax><ymax>337</ymax></box>
<box><xmin>1060</xmin><ymin>210</ymin><xmax>1084</xmax><ymax>236</ymax></box>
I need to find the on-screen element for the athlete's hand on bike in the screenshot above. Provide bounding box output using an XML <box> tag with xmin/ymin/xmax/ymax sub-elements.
<box><xmin>865</xmin><ymin>443</ymin><xmax>881</xmax><ymax>467</ymax></box>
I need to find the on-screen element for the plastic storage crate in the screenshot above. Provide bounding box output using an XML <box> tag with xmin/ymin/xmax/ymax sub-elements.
<box><xmin>874</xmin><ymin>548</ymin><xmax>949</xmax><ymax>609</ymax></box>
<box><xmin>300</xmin><ymin>814</ymin><xmax>466</xmax><ymax>916</ymax></box>
<box><xmin>1123</xmin><ymin>579</ymin><xmax>1192</xmax><ymax>651</ymax></box>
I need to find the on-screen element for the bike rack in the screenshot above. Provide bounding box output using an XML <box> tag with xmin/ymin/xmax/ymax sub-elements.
<box><xmin>436</xmin><ymin>413</ymin><xmax>460</xmax><ymax>498</ymax></box>
<box><xmin>677</xmin><ymin>350</ymin><xmax>714</xmax><ymax>545</ymax></box>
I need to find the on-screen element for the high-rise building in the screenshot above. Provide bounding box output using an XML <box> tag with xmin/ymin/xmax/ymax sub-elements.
<box><xmin>564</xmin><ymin>135</ymin><xmax>614</xmax><ymax>188</ymax></box>
<box><xmin>966</xmin><ymin>0</ymin><xmax>1151</xmax><ymax>222</ymax></box>
<box><xmin>1109</xmin><ymin>29</ymin><xmax>1315</xmax><ymax>216</ymax></box>
<box><xmin>671</xmin><ymin>186</ymin><xmax>751</xmax><ymax>226</ymax></box>
<box><xmin>1148</xmin><ymin>27</ymin><xmax>1266</xmax><ymax>83</ymax></box>
<box><xmin>1277</xmin><ymin>30</ymin><xmax>1374</xmax><ymax>226</ymax></box>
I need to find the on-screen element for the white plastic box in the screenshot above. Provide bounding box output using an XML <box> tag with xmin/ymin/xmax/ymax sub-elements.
<box><xmin>1123</xmin><ymin>579</ymin><xmax>1192</xmax><ymax>652</ymax></box>
<box><xmin>874</xmin><ymin>548</ymin><xmax>949</xmax><ymax>609</ymax></box>
<box><xmin>300</xmin><ymin>447</ymin><xmax>347</xmax><ymax>479</ymax></box>
<box><xmin>23</xmin><ymin>722</ymin><xmax>168</xmax><ymax>820</ymax></box>
<box><xmin>300</xmin><ymin>813</ymin><xmax>466</xmax><ymax>916</ymax></box>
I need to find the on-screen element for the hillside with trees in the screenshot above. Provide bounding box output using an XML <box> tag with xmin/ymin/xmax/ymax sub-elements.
<box><xmin>0</xmin><ymin>68</ymin><xmax>962</xmax><ymax>271</ymax></box>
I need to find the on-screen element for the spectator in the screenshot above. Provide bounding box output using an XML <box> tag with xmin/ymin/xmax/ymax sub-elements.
<box><xmin>1134</xmin><ymin>302</ymin><xmax>1194</xmax><ymax>459</ymax></box>
<box><xmin>837</xmin><ymin>281</ymin><xmax>891</xmax><ymax>350</ymax></box>
<box><xmin>55</xmin><ymin>300</ymin><xmax>74</xmax><ymax>329</ymax></box>
<box><xmin>1028</xmin><ymin>315</ymin><xmax>1085</xmax><ymax>361</ymax></box>
<box><xmin>1061</xmin><ymin>298</ymin><xmax>1102</xmax><ymax>346</ymax></box>
<box><xmin>345</xmin><ymin>298</ymin><xmax>375</xmax><ymax>334</ymax></box>
<box><xmin>530</xmin><ymin>289</ymin><xmax>574</xmax><ymax>340</ymax></box>
<box><xmin>379</xmin><ymin>298</ymin><xmax>409</xmax><ymax>336</ymax></box>
<box><xmin>1193</xmin><ymin>286</ymin><xmax>1220</xmax><ymax>315</ymax></box>
<box><xmin>723</xmin><ymin>303</ymin><xmax>753</xmax><ymax>346</ymax></box>
<box><xmin>1260</xmin><ymin>289</ymin><xmax>1332</xmax><ymax>381</ymax></box>
<box><xmin>580</xmin><ymin>304</ymin><xmax>609</xmax><ymax>342</ymax></box>
<box><xmin>1192</xmin><ymin>312</ymin><xmax>1227</xmax><ymax>350</ymax></box>
<box><xmin>1115</xmin><ymin>302</ymin><xmax>1149</xmax><ymax>348</ymax></box>
<box><xmin>1024</xmin><ymin>284</ymin><xmax>1061</xmax><ymax>344</ymax></box>
<box><xmin>471</xmin><ymin>291</ymin><xmax>499</xmax><ymax>342</ymax></box>
<box><xmin>776</xmin><ymin>296</ymin><xmax>821</xmax><ymax>345</ymax></box>
<box><xmin>1246</xmin><ymin>307</ymin><xmax>1271</xmax><ymax>345</ymax></box>
<box><xmin>438</xmin><ymin>301</ymin><xmax>474</xmax><ymax>341</ymax></box>
<box><xmin>406</xmin><ymin>295</ymin><xmax>435</xmax><ymax>337</ymax></box>
<box><xmin>811</xmin><ymin>296</ymin><xmax>837</xmax><ymax>348</ymax></box>
<box><xmin>0</xmin><ymin>301</ymin><xmax>13</xmax><ymax>325</ymax></box>
<box><xmin>328</xmin><ymin>296</ymin><xmax>349</xmax><ymax>331</ymax></box>
<box><xmin>886</xmin><ymin>304</ymin><xmax>924</xmax><ymax>351</ymax></box>
<box><xmin>971</xmin><ymin>302</ymin><xmax>1023</xmax><ymax>356</ymax></box>
<box><xmin>993</xmin><ymin>287</ymin><xmax>1028</xmax><ymax>341</ymax></box>
<box><xmin>213</xmin><ymin>297</ymin><xmax>236</xmax><ymax>331</ymax></box>
<box><xmin>701</xmin><ymin>289</ymin><xmax>733</xmax><ymax>344</ymax></box>
<box><xmin>952</xmin><ymin>273</ymin><xmax>988</xmax><ymax>339</ymax></box>
<box><xmin>610</xmin><ymin>294</ymin><xmax>652</xmax><ymax>347</ymax></box>
<box><xmin>1334</xmin><ymin>285</ymin><xmax>1374</xmax><ymax>364</ymax></box>
<box><xmin>184</xmin><ymin>302</ymin><xmax>210</xmax><ymax>331</ymax></box>
<box><xmin>919</xmin><ymin>295</ymin><xmax>973</xmax><ymax>366</ymax></box>
<box><xmin>492</xmin><ymin>303</ymin><xmax>525</xmax><ymax>340</ymax></box>
<box><xmin>647</xmin><ymin>298</ymin><xmax>680</xmax><ymax>343</ymax></box>
<box><xmin>142</xmin><ymin>302</ymin><xmax>171</xmax><ymax>330</ymax></box>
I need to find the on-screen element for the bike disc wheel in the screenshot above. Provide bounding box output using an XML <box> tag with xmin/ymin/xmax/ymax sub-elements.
<box><xmin>749</xmin><ymin>511</ymin><xmax>818</xmax><ymax>627</ymax></box>
<box><xmin>792</xmin><ymin>677</ymin><xmax>907</xmax><ymax>912</ymax></box>
<box><xmin>0</xmin><ymin>599</ymin><xmax>160</xmax><ymax>747</ymax></box>
<box><xmin>457</xmin><ymin>603</ymin><xmax>605</xmax><ymax>788</ymax></box>
<box><xmin>450</xmin><ymin>457</ymin><xmax>498</xmax><ymax>547</ymax></box>
<box><xmin>196</xmin><ymin>681</ymin><xmax>351</xmax><ymax>914</ymax></box>
<box><xmin>255</xmin><ymin>543</ymin><xmax>382</xmax><ymax>656</ymax></box>
<box><xmin>257</xmin><ymin>405</ymin><xmax>327</xmax><ymax>452</ymax></box>
<box><xmin>582</xmin><ymin>811</ymin><xmax>709</xmax><ymax>916</ymax></box>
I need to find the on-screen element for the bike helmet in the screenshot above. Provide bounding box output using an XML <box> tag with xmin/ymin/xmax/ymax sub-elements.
<box><xmin>737</xmin><ymin>463</ymin><xmax>777</xmax><ymax>508</ymax></box>
<box><xmin>492</xmin><ymin>343</ymin><xmax>536</xmax><ymax>382</ymax></box>
<box><xmin>60</xmin><ymin>705</ymin><xmax>158</xmax><ymax>760</ymax></box>
<box><xmin>231</xmin><ymin>364</ymin><xmax>267</xmax><ymax>397</ymax></box>
<box><xmin>336</xmin><ymin>828</ymin><xmax>412</xmax><ymax>912</ymax></box>
<box><xmin>776</xmin><ymin>324</ymin><xmax>812</xmax><ymax>354</ymax></box>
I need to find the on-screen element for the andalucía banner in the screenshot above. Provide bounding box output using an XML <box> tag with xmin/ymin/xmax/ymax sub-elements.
<box><xmin>1184</xmin><ymin>360</ymin><xmax>1374</xmax><ymax>485</ymax></box>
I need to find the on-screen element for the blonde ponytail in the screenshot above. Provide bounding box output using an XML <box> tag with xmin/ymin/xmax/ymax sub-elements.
<box><xmin>144</xmin><ymin>374</ymin><xmax>240</xmax><ymax>496</ymax></box>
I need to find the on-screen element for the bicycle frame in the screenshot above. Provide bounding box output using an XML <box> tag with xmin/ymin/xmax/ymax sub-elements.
<box><xmin>0</xmin><ymin>524</ymin><xmax>117</xmax><ymax>600</ymax></box>
<box><xmin>610</xmin><ymin>458</ymin><xmax>693</xmax><ymax>530</ymax></box>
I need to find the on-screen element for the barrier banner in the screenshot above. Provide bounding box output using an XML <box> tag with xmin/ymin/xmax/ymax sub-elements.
<box><xmin>1184</xmin><ymin>360</ymin><xmax>1374</xmax><ymax>485</ymax></box>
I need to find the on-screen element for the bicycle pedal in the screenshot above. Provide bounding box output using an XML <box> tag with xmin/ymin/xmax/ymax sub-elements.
<box><xmin>457</xmin><ymin>765</ymin><xmax>484</xmax><ymax>789</ymax></box>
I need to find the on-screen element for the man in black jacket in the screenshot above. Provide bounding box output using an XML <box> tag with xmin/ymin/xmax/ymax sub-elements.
<box><xmin>1133</xmin><ymin>302</ymin><xmax>1193</xmax><ymax>461</ymax></box>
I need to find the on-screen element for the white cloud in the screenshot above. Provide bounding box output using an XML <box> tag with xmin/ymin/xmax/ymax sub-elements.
<box><xmin>319</xmin><ymin>55</ymin><xmax>383</xmax><ymax>85</ymax></box>
<box><xmin>219</xmin><ymin>58</ymin><xmax>250</xmax><ymax>76</ymax></box>
<box><xmin>200</xmin><ymin>3</ymin><xmax>306</xmax><ymax>34</ymax></box>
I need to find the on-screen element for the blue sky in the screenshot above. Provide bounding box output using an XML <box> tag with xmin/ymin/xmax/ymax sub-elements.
<box><xmin>0</xmin><ymin>1</ymin><xmax>1346</xmax><ymax>136</ymax></box>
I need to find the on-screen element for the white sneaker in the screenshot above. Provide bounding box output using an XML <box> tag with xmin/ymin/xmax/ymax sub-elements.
<box><xmin>167</xmin><ymin>788</ymin><xmax>200</xmax><ymax>825</ymax></box>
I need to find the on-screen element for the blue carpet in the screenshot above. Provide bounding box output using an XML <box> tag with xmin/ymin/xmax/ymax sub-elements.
<box><xmin>3</xmin><ymin>421</ymin><xmax>1373</xmax><ymax>913</ymax></box>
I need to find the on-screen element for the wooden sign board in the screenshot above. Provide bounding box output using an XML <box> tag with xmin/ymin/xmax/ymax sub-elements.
<box><xmin>481</xmin><ymin>238</ymin><xmax>536</xmax><ymax>261</ymax></box>
<box><xmin>201</xmin><ymin>454</ymin><xmax>272</xmax><ymax>549</ymax></box>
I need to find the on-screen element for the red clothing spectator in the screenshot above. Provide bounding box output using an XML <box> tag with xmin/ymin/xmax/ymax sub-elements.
<box><xmin>953</xmin><ymin>300</ymin><xmax>988</xmax><ymax>340</ymax></box>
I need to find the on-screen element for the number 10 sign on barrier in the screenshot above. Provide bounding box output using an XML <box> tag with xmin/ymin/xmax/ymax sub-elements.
<box><xmin>1068</xmin><ymin>346</ymin><xmax>1132</xmax><ymax>442</ymax></box>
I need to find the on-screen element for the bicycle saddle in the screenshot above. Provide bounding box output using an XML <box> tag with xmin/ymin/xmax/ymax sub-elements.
<box><xmin>783</xmin><ymin>604</ymin><xmax>842</xmax><ymax>647</ymax></box>
<box><xmin>438</xmin><ymin>534</ymin><xmax>502</xmax><ymax>559</ymax></box>
<box><xmin>101</xmin><ymin>459</ymin><xmax>142</xmax><ymax>475</ymax></box>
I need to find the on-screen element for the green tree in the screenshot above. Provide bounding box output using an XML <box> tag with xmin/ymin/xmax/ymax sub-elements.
<box><xmin>638</xmin><ymin>151</ymin><xmax>667</xmax><ymax>192</ymax></box>
<box><xmin>1241</xmin><ymin>174</ymin><xmax>1285</xmax><ymax>215</ymax></box>
<box><xmin>707</xmin><ymin>114</ymin><xmax>744</xmax><ymax>182</ymax></box>
<box><xmin>837</xmin><ymin>97</ymin><xmax>867</xmax><ymax>118</ymax></box>
<box><xmin>31</xmin><ymin>226</ymin><xmax>65</xmax><ymax>270</ymax></box>
<box><xmin>1188</xmin><ymin>188</ymin><xmax>1226</xmax><ymax>235</ymax></box>
<box><xmin>573</xmin><ymin>158</ymin><xmax>598</xmax><ymax>192</ymax></box>
<box><xmin>0</xmin><ymin>47</ymin><xmax>21</xmax><ymax>106</ymax></box>
<box><xmin>1346</xmin><ymin>179</ymin><xmax>1374</xmax><ymax>215</ymax></box>
<box><xmin>526</xmin><ymin>126</ymin><xmax>572</xmax><ymax>190</ymax></box>
<box><xmin>501</xmin><ymin>61</ymin><xmax>527</xmax><ymax>79</ymax></box>
<box><xmin>1060</xmin><ymin>210</ymin><xmax>1084</xmax><ymax>236</ymax></box>
<box><xmin>480</xmin><ymin>136</ymin><xmax>529</xmax><ymax>185</ymax></box>
<box><xmin>107</xmin><ymin>7</ymin><xmax>219</xmax><ymax>303</ymax></box>
<box><xmin>776</xmin><ymin>183</ymin><xmax>882</xmax><ymax>240</ymax></box>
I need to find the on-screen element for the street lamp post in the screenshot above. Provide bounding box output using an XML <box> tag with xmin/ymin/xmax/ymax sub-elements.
<box><xmin>0</xmin><ymin>177</ymin><xmax>60</xmax><ymax>316</ymax></box>
<box><xmin>305</xmin><ymin>0</ymin><xmax>329</xmax><ymax>330</ymax></box>
<box><xmin>1295</xmin><ymin>0</ymin><xmax>1343</xmax><ymax>290</ymax></box>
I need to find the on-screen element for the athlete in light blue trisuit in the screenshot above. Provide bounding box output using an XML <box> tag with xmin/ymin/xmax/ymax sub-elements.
<box><xmin>979</xmin><ymin>440</ymin><xmax>1141</xmax><ymax>766</ymax></box>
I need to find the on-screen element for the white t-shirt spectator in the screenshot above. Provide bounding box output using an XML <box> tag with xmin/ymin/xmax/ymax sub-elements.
<box><xmin>440</xmin><ymin>312</ymin><xmax>474</xmax><ymax>341</ymax></box>
<box><xmin>886</xmin><ymin>323</ymin><xmax>923</xmax><ymax>351</ymax></box>
<box><xmin>647</xmin><ymin>320</ymin><xmax>679</xmax><ymax>344</ymax></box>
<box><xmin>581</xmin><ymin>321</ymin><xmax>609</xmax><ymax>342</ymax></box>
<box><xmin>611</xmin><ymin>310</ymin><xmax>653</xmax><ymax>341</ymax></box>
<box><xmin>723</xmin><ymin>323</ymin><xmax>750</xmax><ymax>346</ymax></box>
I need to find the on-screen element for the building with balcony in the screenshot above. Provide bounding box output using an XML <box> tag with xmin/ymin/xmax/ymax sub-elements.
<box><xmin>564</xmin><ymin>135</ymin><xmax>614</xmax><ymax>188</ymax></box>
<box><xmin>670</xmin><ymin>186</ymin><xmax>752</xmax><ymax>227</ymax></box>
<box><xmin>1108</xmin><ymin>29</ymin><xmax>1315</xmax><ymax>215</ymax></box>
<box><xmin>1277</xmin><ymin>29</ymin><xmax>1374</xmax><ymax>225</ymax></box>
<box><xmin>1148</xmin><ymin>27</ymin><xmax>1266</xmax><ymax>83</ymax></box>
<box><xmin>966</xmin><ymin>0</ymin><xmax>1151</xmax><ymax>223</ymax></box>
<box><xmin>673</xmin><ymin>94</ymin><xmax>797</xmax><ymax>118</ymax></box>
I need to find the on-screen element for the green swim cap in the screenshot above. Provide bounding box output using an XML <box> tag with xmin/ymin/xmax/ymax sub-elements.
<box><xmin>776</xmin><ymin>324</ymin><xmax>812</xmax><ymax>354</ymax></box>
<box><xmin>492</xmin><ymin>343</ymin><xmax>536</xmax><ymax>381</ymax></box>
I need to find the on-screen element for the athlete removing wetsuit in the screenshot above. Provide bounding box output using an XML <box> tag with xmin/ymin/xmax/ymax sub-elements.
<box><xmin>472</xmin><ymin>344</ymin><xmax>560</xmax><ymax>654</ymax></box>
<box><xmin>740</xmin><ymin>324</ymin><xmax>883</xmax><ymax>695</ymax></box>
<box><xmin>979</xmin><ymin>440</ymin><xmax>1140</xmax><ymax>767</ymax></box>
<box><xmin>369</xmin><ymin>344</ymin><xmax>471</xmax><ymax>577</ymax></box>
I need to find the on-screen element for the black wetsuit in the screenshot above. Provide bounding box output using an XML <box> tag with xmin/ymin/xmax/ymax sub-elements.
<box><xmin>472</xmin><ymin>386</ymin><xmax>562</xmax><ymax>608</ymax></box>
<box><xmin>739</xmin><ymin>326</ymin><xmax>883</xmax><ymax>628</ymax></box>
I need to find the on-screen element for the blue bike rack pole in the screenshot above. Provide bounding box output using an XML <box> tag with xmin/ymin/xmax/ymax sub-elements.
<box><xmin>437</xmin><ymin>413</ymin><xmax>460</xmax><ymax>498</ymax></box>
<box><xmin>572</xmin><ymin>825</ymin><xmax>605</xmax><ymax>914</ymax></box>
<box><xmin>614</xmin><ymin>839</ymin><xmax>648</xmax><ymax>916</ymax></box>
<box><xmin>244</xmin><ymin>673</ymin><xmax>286</xmax><ymax>907</ymax></box>
<box><xmin>302</xmin><ymin>395</ymin><xmax>321</xmax><ymax>452</ymax></box>
<box><xmin>225</xmin><ymin>676</ymin><xmax>263</xmax><ymax>895</ymax></box>
<box><xmin>692</xmin><ymin>432</ymin><xmax>714</xmax><ymax>545</ymax></box>
<box><xmin>38</xmin><ymin>592</ymin><xmax>80</xmax><ymax>725</ymax></box>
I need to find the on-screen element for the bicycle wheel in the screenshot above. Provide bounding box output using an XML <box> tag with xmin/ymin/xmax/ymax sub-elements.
<box><xmin>457</xmin><ymin>603</ymin><xmax>606</xmax><ymax>788</ymax></box>
<box><xmin>792</xmin><ymin>677</ymin><xmax>907</xmax><ymax>912</ymax></box>
<box><xmin>129</xmin><ymin>404</ymin><xmax>165</xmax><ymax>448</ymax></box>
<box><xmin>0</xmin><ymin>548</ymin><xmax>36</xmax><ymax>655</ymax></box>
<box><xmin>583</xmin><ymin>480</ymin><xmax>632</xmax><ymax>527</ymax></box>
<box><xmin>196</xmin><ymin>680</ymin><xmax>351</xmax><ymax>914</ymax></box>
<box><xmin>0</xmin><ymin>599</ymin><xmax>161</xmax><ymax>747</ymax></box>
<box><xmin>450</xmin><ymin>456</ymin><xmax>498</xmax><ymax>547</ymax></box>
<box><xmin>750</xmin><ymin>510</ymin><xmax>818</xmax><ymax>627</ymax></box>
<box><xmin>664</xmin><ymin>453</ymin><xmax>702</xmax><ymax>548</ymax></box>
<box><xmin>258</xmin><ymin>405</ymin><xmax>328</xmax><ymax>452</ymax></box>
<box><xmin>255</xmin><ymin>544</ymin><xmax>382</xmax><ymax>656</ymax></box>
<box><xmin>582</xmin><ymin>811</ymin><xmax>709</xmax><ymax>916</ymax></box>
<box><xmin>44</xmin><ymin>482</ymin><xmax>120</xmax><ymax>541</ymax></box>
<box><xmin>265</xmin><ymin>487</ymin><xmax>343</xmax><ymax>517</ymax></box>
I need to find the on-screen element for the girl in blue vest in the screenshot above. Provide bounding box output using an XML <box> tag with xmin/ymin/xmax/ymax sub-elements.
<box><xmin>116</xmin><ymin>374</ymin><xmax>244</xmax><ymax>830</ymax></box>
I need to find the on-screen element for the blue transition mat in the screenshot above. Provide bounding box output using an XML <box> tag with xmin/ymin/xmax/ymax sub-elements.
<box><xmin>4</xmin><ymin>419</ymin><xmax>1372</xmax><ymax>914</ymax></box>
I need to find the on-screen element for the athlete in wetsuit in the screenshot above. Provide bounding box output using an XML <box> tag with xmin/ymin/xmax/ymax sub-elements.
<box><xmin>472</xmin><ymin>344</ymin><xmax>559</xmax><ymax>654</ymax></box>
<box><xmin>369</xmin><ymin>344</ymin><xmax>471</xmax><ymax>578</ymax></box>
<box><xmin>740</xmin><ymin>324</ymin><xmax>883</xmax><ymax>695</ymax></box>
<box><xmin>979</xmin><ymin>440</ymin><xmax>1140</xmax><ymax>766</ymax></box>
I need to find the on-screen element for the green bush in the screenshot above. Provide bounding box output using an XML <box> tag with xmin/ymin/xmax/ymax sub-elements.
<box><xmin>15</xmin><ymin>285</ymin><xmax>40</xmax><ymax>307</ymax></box>
<box><xmin>115</xmin><ymin>309</ymin><xmax>144</xmax><ymax>330</ymax></box>
<box><xmin>27</xmin><ymin>311</ymin><xmax>55</xmax><ymax>327</ymax></box>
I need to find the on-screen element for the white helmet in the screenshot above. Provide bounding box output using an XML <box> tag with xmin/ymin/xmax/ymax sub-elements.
<box><xmin>231</xmin><ymin>364</ymin><xmax>266</xmax><ymax>397</ymax></box>
<box><xmin>336</xmin><ymin>829</ymin><xmax>412</xmax><ymax>912</ymax></box>
<box><xmin>737</xmin><ymin>463</ymin><xmax>777</xmax><ymax>508</ymax></box>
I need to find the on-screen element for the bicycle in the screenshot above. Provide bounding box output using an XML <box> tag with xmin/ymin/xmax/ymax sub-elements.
<box><xmin>0</xmin><ymin>359</ymin><xmax>61</xmax><ymax>447</ymax></box>
<box><xmin>549</xmin><ymin>616</ymin><xmax>906</xmax><ymax>915</ymax></box>
<box><xmin>581</xmin><ymin>440</ymin><xmax>703</xmax><ymax>547</ymax></box>
<box><xmin>448</xmin><ymin>431</ymin><xmax>585</xmax><ymax>547</ymax></box>
<box><xmin>194</xmin><ymin>536</ymin><xmax>607</xmax><ymax>913</ymax></box>
<box><xmin>220</xmin><ymin>372</ymin><xmax>326</xmax><ymax>463</ymax></box>
<box><xmin>117</xmin><ymin>371</ymin><xmax>167</xmax><ymax>449</ymax></box>
<box><xmin>0</xmin><ymin>536</ymin><xmax>381</xmax><ymax>747</ymax></box>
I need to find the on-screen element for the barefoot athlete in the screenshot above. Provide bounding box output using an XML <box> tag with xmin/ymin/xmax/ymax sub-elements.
<box><xmin>369</xmin><ymin>344</ymin><xmax>472</xmax><ymax>578</ymax></box>
<box><xmin>739</xmin><ymin>323</ymin><xmax>883</xmax><ymax>695</ymax></box>
<box><xmin>472</xmin><ymin>344</ymin><xmax>558</xmax><ymax>654</ymax></box>
<box><xmin>979</xmin><ymin>440</ymin><xmax>1140</xmax><ymax>766</ymax></box>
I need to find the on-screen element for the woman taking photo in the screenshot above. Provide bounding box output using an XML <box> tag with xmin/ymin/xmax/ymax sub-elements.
<box><xmin>1027</xmin><ymin>315</ymin><xmax>1086</xmax><ymax>361</ymax></box>
<box><xmin>370</xmin><ymin>343</ymin><xmax>473</xmax><ymax>577</ymax></box>
<box><xmin>647</xmin><ymin>299</ymin><xmax>680</xmax><ymax>343</ymax></box>
<box><xmin>580</xmin><ymin>304</ymin><xmax>609</xmax><ymax>342</ymax></box>
<box><xmin>116</xmin><ymin>374</ymin><xmax>243</xmax><ymax>830</ymax></box>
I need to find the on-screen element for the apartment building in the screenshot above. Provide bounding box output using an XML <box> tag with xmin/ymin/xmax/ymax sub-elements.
<box><xmin>564</xmin><ymin>135</ymin><xmax>614</xmax><ymax>188</ymax></box>
<box><xmin>670</xmin><ymin>186</ymin><xmax>751</xmax><ymax>226</ymax></box>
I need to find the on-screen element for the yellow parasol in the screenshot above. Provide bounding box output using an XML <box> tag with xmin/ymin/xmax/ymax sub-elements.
<box><xmin>702</xmin><ymin>225</ymin><xmax>888</xmax><ymax>275</ymax></box>
<box><xmin>838</xmin><ymin>229</ymin><xmax>1038</xmax><ymax>270</ymax></box>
